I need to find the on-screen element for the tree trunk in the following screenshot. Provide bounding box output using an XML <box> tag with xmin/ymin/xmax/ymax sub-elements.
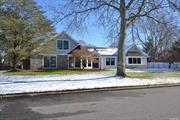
<box><xmin>116</xmin><ymin>0</ymin><xmax>127</xmax><ymax>77</ymax></box>
<box><xmin>11</xmin><ymin>61</ymin><xmax>17</xmax><ymax>71</ymax></box>
<box><xmin>11</xmin><ymin>53</ymin><xmax>17</xmax><ymax>71</ymax></box>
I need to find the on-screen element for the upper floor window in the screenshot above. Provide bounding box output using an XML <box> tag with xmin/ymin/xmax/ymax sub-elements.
<box><xmin>57</xmin><ymin>40</ymin><xmax>69</xmax><ymax>50</ymax></box>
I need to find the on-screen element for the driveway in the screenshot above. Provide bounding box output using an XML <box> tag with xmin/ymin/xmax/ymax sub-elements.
<box><xmin>0</xmin><ymin>86</ymin><xmax>180</xmax><ymax>120</ymax></box>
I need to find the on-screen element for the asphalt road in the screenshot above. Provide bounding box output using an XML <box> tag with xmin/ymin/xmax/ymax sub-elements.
<box><xmin>0</xmin><ymin>86</ymin><xmax>180</xmax><ymax>120</ymax></box>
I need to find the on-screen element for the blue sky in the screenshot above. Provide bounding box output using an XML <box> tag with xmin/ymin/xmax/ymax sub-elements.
<box><xmin>36</xmin><ymin>0</ymin><xmax>111</xmax><ymax>47</ymax></box>
<box><xmin>36</xmin><ymin>0</ymin><xmax>180</xmax><ymax>48</ymax></box>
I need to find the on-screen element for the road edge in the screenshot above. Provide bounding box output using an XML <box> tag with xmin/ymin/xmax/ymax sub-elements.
<box><xmin>1</xmin><ymin>83</ymin><xmax>180</xmax><ymax>99</ymax></box>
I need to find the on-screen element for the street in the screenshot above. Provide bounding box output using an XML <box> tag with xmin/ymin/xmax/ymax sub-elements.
<box><xmin>0</xmin><ymin>86</ymin><xmax>180</xmax><ymax>120</ymax></box>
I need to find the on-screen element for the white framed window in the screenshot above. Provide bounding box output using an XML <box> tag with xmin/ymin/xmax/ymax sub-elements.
<box><xmin>44</xmin><ymin>56</ymin><xmax>57</xmax><ymax>68</ymax></box>
<box><xmin>106</xmin><ymin>58</ymin><xmax>115</xmax><ymax>66</ymax></box>
<box><xmin>128</xmin><ymin>57</ymin><xmax>141</xmax><ymax>64</ymax></box>
<box><xmin>57</xmin><ymin>40</ymin><xmax>69</xmax><ymax>50</ymax></box>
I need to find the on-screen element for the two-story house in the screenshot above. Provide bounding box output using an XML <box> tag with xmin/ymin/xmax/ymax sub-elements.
<box><xmin>30</xmin><ymin>32</ymin><xmax>148</xmax><ymax>70</ymax></box>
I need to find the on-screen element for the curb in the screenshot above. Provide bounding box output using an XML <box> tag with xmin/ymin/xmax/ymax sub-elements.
<box><xmin>1</xmin><ymin>83</ymin><xmax>180</xmax><ymax>99</ymax></box>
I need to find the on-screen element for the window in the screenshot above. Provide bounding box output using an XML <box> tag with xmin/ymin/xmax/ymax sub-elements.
<box><xmin>57</xmin><ymin>40</ymin><xmax>63</xmax><ymax>49</ymax></box>
<box><xmin>111</xmin><ymin>58</ymin><xmax>115</xmax><ymax>65</ymax></box>
<box><xmin>57</xmin><ymin>40</ymin><xmax>69</xmax><ymax>50</ymax></box>
<box><xmin>44</xmin><ymin>56</ymin><xmax>56</xmax><ymax>68</ymax></box>
<box><xmin>133</xmin><ymin>58</ymin><xmax>136</xmax><ymax>64</ymax></box>
<box><xmin>137</xmin><ymin>58</ymin><xmax>141</xmax><ymax>64</ymax></box>
<box><xmin>63</xmin><ymin>41</ymin><xmax>69</xmax><ymax>49</ymax></box>
<box><xmin>88</xmin><ymin>58</ymin><xmax>91</xmax><ymax>67</ymax></box>
<box><xmin>106</xmin><ymin>58</ymin><xmax>110</xmax><ymax>65</ymax></box>
<box><xmin>44</xmin><ymin>56</ymin><xmax>50</xmax><ymax>68</ymax></box>
<box><xmin>50</xmin><ymin>56</ymin><xmax>56</xmax><ymax>67</ymax></box>
<box><xmin>128</xmin><ymin>57</ymin><xmax>141</xmax><ymax>64</ymax></box>
<box><xmin>106</xmin><ymin>58</ymin><xmax>115</xmax><ymax>66</ymax></box>
<box><xmin>128</xmin><ymin>58</ymin><xmax>132</xmax><ymax>64</ymax></box>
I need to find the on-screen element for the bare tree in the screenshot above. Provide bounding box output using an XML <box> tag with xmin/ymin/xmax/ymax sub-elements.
<box><xmin>135</xmin><ymin>15</ymin><xmax>180</xmax><ymax>62</ymax></box>
<box><xmin>167</xmin><ymin>0</ymin><xmax>180</xmax><ymax>12</ymax></box>
<box><xmin>45</xmin><ymin>0</ymin><xmax>177</xmax><ymax>77</ymax></box>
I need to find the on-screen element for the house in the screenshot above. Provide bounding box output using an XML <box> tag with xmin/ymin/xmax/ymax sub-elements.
<box><xmin>30</xmin><ymin>32</ymin><xmax>148</xmax><ymax>70</ymax></box>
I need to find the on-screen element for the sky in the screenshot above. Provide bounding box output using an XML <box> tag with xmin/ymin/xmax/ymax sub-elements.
<box><xmin>35</xmin><ymin>0</ymin><xmax>180</xmax><ymax>48</ymax></box>
<box><xmin>36</xmin><ymin>0</ymin><xmax>111</xmax><ymax>47</ymax></box>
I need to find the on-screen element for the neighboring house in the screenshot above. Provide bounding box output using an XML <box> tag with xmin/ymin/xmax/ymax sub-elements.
<box><xmin>30</xmin><ymin>32</ymin><xmax>148</xmax><ymax>70</ymax></box>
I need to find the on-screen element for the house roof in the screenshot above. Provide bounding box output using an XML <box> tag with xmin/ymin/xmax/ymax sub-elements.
<box><xmin>88</xmin><ymin>44</ymin><xmax>148</xmax><ymax>57</ymax></box>
<box><xmin>89</xmin><ymin>48</ymin><xmax>118</xmax><ymax>56</ymax></box>
<box><xmin>58</xmin><ymin>31</ymin><xmax>79</xmax><ymax>44</ymax></box>
<box><xmin>125</xmin><ymin>44</ymin><xmax>148</xmax><ymax>57</ymax></box>
<box><xmin>33</xmin><ymin>31</ymin><xmax>148</xmax><ymax>57</ymax></box>
<box><xmin>68</xmin><ymin>43</ymin><xmax>148</xmax><ymax>57</ymax></box>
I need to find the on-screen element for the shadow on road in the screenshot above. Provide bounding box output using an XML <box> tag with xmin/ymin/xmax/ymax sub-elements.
<box><xmin>0</xmin><ymin>101</ymin><xmax>95</xmax><ymax>120</ymax></box>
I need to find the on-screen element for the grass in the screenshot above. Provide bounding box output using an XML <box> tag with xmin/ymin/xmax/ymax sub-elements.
<box><xmin>2</xmin><ymin>69</ymin><xmax>180</xmax><ymax>79</ymax></box>
<box><xmin>3</xmin><ymin>69</ymin><xmax>115</xmax><ymax>76</ymax></box>
<box><xmin>126</xmin><ymin>71</ymin><xmax>180</xmax><ymax>79</ymax></box>
<box><xmin>126</xmin><ymin>72</ymin><xmax>157</xmax><ymax>79</ymax></box>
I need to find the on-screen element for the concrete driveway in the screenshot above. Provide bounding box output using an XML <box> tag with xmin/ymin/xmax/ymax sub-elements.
<box><xmin>0</xmin><ymin>86</ymin><xmax>180</xmax><ymax>120</ymax></box>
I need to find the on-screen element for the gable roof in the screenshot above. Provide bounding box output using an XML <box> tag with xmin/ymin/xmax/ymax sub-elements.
<box><xmin>56</xmin><ymin>31</ymin><xmax>79</xmax><ymax>44</ymax></box>
<box><xmin>34</xmin><ymin>31</ymin><xmax>148</xmax><ymax>57</ymax></box>
<box><xmin>126</xmin><ymin>44</ymin><xmax>148</xmax><ymax>57</ymax></box>
<box><xmin>33</xmin><ymin>31</ymin><xmax>79</xmax><ymax>54</ymax></box>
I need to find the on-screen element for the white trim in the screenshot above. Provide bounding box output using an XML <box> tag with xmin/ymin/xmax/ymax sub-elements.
<box><xmin>126</xmin><ymin>56</ymin><xmax>143</xmax><ymax>65</ymax></box>
<box><xmin>42</xmin><ymin>55</ymin><xmax>57</xmax><ymax>69</ymax></box>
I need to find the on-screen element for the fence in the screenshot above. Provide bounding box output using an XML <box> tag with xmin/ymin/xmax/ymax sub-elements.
<box><xmin>147</xmin><ymin>62</ymin><xmax>180</xmax><ymax>70</ymax></box>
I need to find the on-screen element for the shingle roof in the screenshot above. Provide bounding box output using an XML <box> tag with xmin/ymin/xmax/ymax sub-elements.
<box><xmin>88</xmin><ymin>44</ymin><xmax>148</xmax><ymax>57</ymax></box>
<box><xmin>91</xmin><ymin>48</ymin><xmax>118</xmax><ymax>56</ymax></box>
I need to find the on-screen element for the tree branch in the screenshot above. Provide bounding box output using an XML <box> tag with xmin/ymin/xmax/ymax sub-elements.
<box><xmin>126</xmin><ymin>0</ymin><xmax>146</xmax><ymax>26</ymax></box>
<box><xmin>126</xmin><ymin>0</ymin><xmax>134</xmax><ymax>9</ymax></box>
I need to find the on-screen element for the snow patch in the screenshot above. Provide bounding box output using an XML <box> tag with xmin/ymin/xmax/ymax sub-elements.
<box><xmin>0</xmin><ymin>74</ymin><xmax>179</xmax><ymax>94</ymax></box>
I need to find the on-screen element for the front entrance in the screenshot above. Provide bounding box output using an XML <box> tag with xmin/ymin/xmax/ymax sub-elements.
<box><xmin>69</xmin><ymin>56</ymin><xmax>99</xmax><ymax>69</ymax></box>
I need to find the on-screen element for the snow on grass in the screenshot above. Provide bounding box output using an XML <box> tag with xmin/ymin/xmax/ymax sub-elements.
<box><xmin>0</xmin><ymin>73</ymin><xmax>180</xmax><ymax>94</ymax></box>
<box><xmin>126</xmin><ymin>68</ymin><xmax>175</xmax><ymax>72</ymax></box>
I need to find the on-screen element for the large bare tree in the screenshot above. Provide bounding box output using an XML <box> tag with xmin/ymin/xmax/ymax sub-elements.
<box><xmin>135</xmin><ymin>18</ymin><xmax>179</xmax><ymax>61</ymax></box>
<box><xmin>46</xmin><ymin>0</ymin><xmax>176</xmax><ymax>77</ymax></box>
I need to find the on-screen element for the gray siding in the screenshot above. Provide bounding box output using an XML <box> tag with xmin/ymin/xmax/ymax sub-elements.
<box><xmin>30</xmin><ymin>55</ymin><xmax>43</xmax><ymax>70</ymax></box>
<box><xmin>57</xmin><ymin>55</ymin><xmax>68</xmax><ymax>69</ymax></box>
<box><xmin>126</xmin><ymin>51</ymin><xmax>142</xmax><ymax>56</ymax></box>
<box><xmin>56</xmin><ymin>32</ymin><xmax>78</xmax><ymax>54</ymax></box>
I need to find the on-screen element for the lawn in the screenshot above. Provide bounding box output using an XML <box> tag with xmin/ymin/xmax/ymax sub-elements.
<box><xmin>2</xmin><ymin>69</ymin><xmax>115</xmax><ymax>75</ymax></box>
<box><xmin>126</xmin><ymin>71</ymin><xmax>180</xmax><ymax>79</ymax></box>
<box><xmin>2</xmin><ymin>69</ymin><xmax>180</xmax><ymax>79</ymax></box>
